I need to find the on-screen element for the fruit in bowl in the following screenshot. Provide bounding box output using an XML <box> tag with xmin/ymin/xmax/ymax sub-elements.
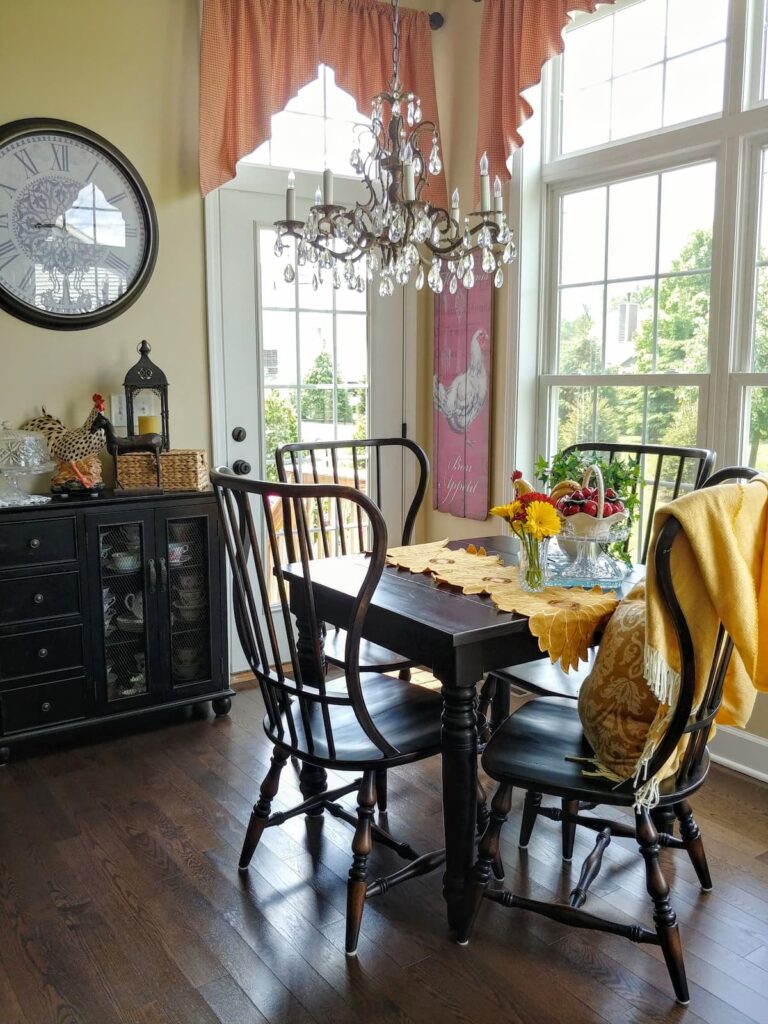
<box><xmin>554</xmin><ymin>466</ymin><xmax>629</xmax><ymax>543</ymax></box>
<box><xmin>555</xmin><ymin>485</ymin><xmax>626</xmax><ymax>519</ymax></box>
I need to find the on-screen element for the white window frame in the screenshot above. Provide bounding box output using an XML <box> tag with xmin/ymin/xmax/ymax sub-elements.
<box><xmin>529</xmin><ymin>0</ymin><xmax>768</xmax><ymax>470</ymax></box>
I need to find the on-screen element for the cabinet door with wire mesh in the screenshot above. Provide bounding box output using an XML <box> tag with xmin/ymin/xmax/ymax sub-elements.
<box><xmin>87</xmin><ymin>510</ymin><xmax>160</xmax><ymax>709</ymax></box>
<box><xmin>157</xmin><ymin>508</ymin><xmax>223</xmax><ymax>696</ymax></box>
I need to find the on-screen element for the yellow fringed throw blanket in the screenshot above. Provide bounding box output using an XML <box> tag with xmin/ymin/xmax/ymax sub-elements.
<box><xmin>583</xmin><ymin>477</ymin><xmax>768</xmax><ymax>808</ymax></box>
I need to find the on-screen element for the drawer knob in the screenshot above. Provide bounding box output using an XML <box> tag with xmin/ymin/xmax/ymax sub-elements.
<box><xmin>38</xmin><ymin>647</ymin><xmax>48</xmax><ymax>659</ymax></box>
<box><xmin>33</xmin><ymin>593</ymin><xmax>45</xmax><ymax>605</ymax></box>
<box><xmin>28</xmin><ymin>538</ymin><xmax>41</xmax><ymax>550</ymax></box>
<box><xmin>41</xmin><ymin>701</ymin><xmax>52</xmax><ymax>713</ymax></box>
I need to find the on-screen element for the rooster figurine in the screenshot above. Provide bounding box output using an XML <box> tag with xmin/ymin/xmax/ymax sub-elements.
<box><xmin>23</xmin><ymin>394</ymin><xmax>108</xmax><ymax>491</ymax></box>
<box><xmin>433</xmin><ymin>329</ymin><xmax>489</xmax><ymax>436</ymax></box>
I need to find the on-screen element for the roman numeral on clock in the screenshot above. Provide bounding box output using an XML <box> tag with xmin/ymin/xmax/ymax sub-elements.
<box><xmin>0</xmin><ymin>182</ymin><xmax>17</xmax><ymax>199</ymax></box>
<box><xmin>104</xmin><ymin>251</ymin><xmax>130</xmax><ymax>274</ymax></box>
<box><xmin>50</xmin><ymin>143</ymin><xmax>70</xmax><ymax>172</ymax></box>
<box><xmin>125</xmin><ymin>225</ymin><xmax>137</xmax><ymax>238</ymax></box>
<box><xmin>0</xmin><ymin>239</ymin><xmax>18</xmax><ymax>270</ymax></box>
<box><xmin>107</xmin><ymin>191</ymin><xmax>127</xmax><ymax>205</ymax></box>
<box><xmin>14</xmin><ymin>149</ymin><xmax>39</xmax><ymax>178</ymax></box>
<box><xmin>0</xmin><ymin>213</ymin><xmax>8</xmax><ymax>229</ymax></box>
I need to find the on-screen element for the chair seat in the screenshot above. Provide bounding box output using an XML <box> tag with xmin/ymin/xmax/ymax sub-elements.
<box><xmin>494</xmin><ymin>649</ymin><xmax>596</xmax><ymax>700</ymax></box>
<box><xmin>266</xmin><ymin>674</ymin><xmax>442</xmax><ymax>768</ymax></box>
<box><xmin>323</xmin><ymin>627</ymin><xmax>414</xmax><ymax>672</ymax></box>
<box><xmin>482</xmin><ymin>697</ymin><xmax>708</xmax><ymax>806</ymax></box>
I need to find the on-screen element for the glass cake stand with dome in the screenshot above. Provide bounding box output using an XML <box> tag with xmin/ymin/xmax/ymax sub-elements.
<box><xmin>0</xmin><ymin>423</ymin><xmax>55</xmax><ymax>506</ymax></box>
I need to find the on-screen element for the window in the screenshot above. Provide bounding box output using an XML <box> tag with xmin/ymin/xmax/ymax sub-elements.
<box><xmin>241</xmin><ymin>64</ymin><xmax>364</xmax><ymax>175</ymax></box>
<box><xmin>538</xmin><ymin>0</ymin><xmax>768</xmax><ymax>478</ymax></box>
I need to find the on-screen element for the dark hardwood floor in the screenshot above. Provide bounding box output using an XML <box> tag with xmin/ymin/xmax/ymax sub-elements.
<box><xmin>1</xmin><ymin>682</ymin><xmax>767</xmax><ymax>1024</ymax></box>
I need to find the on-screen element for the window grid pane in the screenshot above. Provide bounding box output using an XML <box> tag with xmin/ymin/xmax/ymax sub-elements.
<box><xmin>560</xmin><ymin>0</ymin><xmax>728</xmax><ymax>156</ymax></box>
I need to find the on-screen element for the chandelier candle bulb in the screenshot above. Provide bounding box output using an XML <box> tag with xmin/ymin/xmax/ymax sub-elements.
<box><xmin>286</xmin><ymin>170</ymin><xmax>296</xmax><ymax>221</ymax></box>
<box><xmin>480</xmin><ymin>151</ymin><xmax>491</xmax><ymax>213</ymax></box>
<box><xmin>314</xmin><ymin>186</ymin><xmax>322</xmax><ymax>206</ymax></box>
<box><xmin>323</xmin><ymin>168</ymin><xmax>334</xmax><ymax>206</ymax></box>
<box><xmin>404</xmin><ymin>160</ymin><xmax>416</xmax><ymax>201</ymax></box>
<box><xmin>493</xmin><ymin>175</ymin><xmax>503</xmax><ymax>224</ymax></box>
<box><xmin>451</xmin><ymin>188</ymin><xmax>460</xmax><ymax>232</ymax></box>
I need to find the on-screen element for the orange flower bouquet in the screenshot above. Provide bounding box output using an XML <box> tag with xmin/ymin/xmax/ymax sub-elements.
<box><xmin>491</xmin><ymin>487</ymin><xmax>561</xmax><ymax>592</ymax></box>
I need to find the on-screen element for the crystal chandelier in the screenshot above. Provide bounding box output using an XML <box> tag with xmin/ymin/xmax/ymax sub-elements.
<box><xmin>274</xmin><ymin>0</ymin><xmax>517</xmax><ymax>297</ymax></box>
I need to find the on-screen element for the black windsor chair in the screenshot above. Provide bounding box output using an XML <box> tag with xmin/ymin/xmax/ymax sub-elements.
<box><xmin>211</xmin><ymin>469</ymin><xmax>444</xmax><ymax>956</ymax></box>
<box><xmin>276</xmin><ymin>437</ymin><xmax>430</xmax><ymax>813</ymax></box>
<box><xmin>459</xmin><ymin>479</ymin><xmax>754</xmax><ymax>1005</ymax></box>
<box><xmin>477</xmin><ymin>442</ymin><xmax>715</xmax><ymax>856</ymax></box>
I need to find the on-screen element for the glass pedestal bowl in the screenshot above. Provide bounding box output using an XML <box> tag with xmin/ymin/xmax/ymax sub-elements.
<box><xmin>0</xmin><ymin>423</ymin><xmax>54</xmax><ymax>507</ymax></box>
<box><xmin>551</xmin><ymin>517</ymin><xmax>631</xmax><ymax>588</ymax></box>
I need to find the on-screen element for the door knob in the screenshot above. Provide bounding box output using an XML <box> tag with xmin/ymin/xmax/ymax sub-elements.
<box><xmin>232</xmin><ymin>460</ymin><xmax>251</xmax><ymax>475</ymax></box>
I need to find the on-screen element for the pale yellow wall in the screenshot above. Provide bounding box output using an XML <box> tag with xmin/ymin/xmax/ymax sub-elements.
<box><xmin>0</xmin><ymin>0</ymin><xmax>209</xmax><ymax>462</ymax></box>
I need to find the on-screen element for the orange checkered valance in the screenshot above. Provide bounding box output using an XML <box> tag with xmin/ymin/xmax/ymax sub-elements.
<box><xmin>474</xmin><ymin>0</ymin><xmax>615</xmax><ymax>199</ymax></box>
<box><xmin>200</xmin><ymin>0</ymin><xmax>447</xmax><ymax>206</ymax></box>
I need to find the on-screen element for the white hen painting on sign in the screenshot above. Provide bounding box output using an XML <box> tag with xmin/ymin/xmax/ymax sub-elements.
<box><xmin>432</xmin><ymin>270</ymin><xmax>493</xmax><ymax>519</ymax></box>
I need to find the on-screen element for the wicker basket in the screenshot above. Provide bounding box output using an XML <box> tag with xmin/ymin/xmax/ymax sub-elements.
<box><xmin>116</xmin><ymin>449</ymin><xmax>210</xmax><ymax>491</ymax></box>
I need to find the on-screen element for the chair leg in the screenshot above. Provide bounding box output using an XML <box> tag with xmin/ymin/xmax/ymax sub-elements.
<box><xmin>345</xmin><ymin>770</ymin><xmax>377</xmax><ymax>956</ymax></box>
<box><xmin>239</xmin><ymin>747</ymin><xmax>289</xmax><ymax>871</ymax></box>
<box><xmin>675</xmin><ymin>800</ymin><xmax>713</xmax><ymax>892</ymax></box>
<box><xmin>490</xmin><ymin>675</ymin><xmax>511</xmax><ymax>731</ymax></box>
<box><xmin>562</xmin><ymin>798</ymin><xmax>579</xmax><ymax>862</ymax></box>
<box><xmin>652</xmin><ymin>804</ymin><xmax>676</xmax><ymax>838</ymax></box>
<box><xmin>374</xmin><ymin>768</ymin><xmax>388</xmax><ymax>813</ymax></box>
<box><xmin>398</xmin><ymin>667</ymin><xmax>411</xmax><ymax>681</ymax></box>
<box><xmin>458</xmin><ymin>782</ymin><xmax>513</xmax><ymax>944</ymax></box>
<box><xmin>636</xmin><ymin>807</ymin><xmax>689</xmax><ymax>1005</ymax></box>
<box><xmin>519</xmin><ymin>790</ymin><xmax>542</xmax><ymax>848</ymax></box>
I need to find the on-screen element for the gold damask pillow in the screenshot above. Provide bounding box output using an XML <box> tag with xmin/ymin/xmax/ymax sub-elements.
<box><xmin>578</xmin><ymin>583</ymin><xmax>660</xmax><ymax>779</ymax></box>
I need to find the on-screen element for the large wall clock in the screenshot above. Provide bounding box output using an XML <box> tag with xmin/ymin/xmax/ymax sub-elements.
<box><xmin>0</xmin><ymin>118</ymin><xmax>158</xmax><ymax>330</ymax></box>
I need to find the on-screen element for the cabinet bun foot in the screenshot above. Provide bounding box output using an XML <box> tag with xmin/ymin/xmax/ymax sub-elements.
<box><xmin>0</xmin><ymin>747</ymin><xmax>10</xmax><ymax>765</ymax></box>
<box><xmin>212</xmin><ymin>696</ymin><xmax>232</xmax><ymax>716</ymax></box>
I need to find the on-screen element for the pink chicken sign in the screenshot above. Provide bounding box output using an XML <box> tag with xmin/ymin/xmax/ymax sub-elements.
<box><xmin>432</xmin><ymin>270</ymin><xmax>493</xmax><ymax>519</ymax></box>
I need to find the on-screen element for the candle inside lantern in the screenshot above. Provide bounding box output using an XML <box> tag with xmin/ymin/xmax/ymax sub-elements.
<box><xmin>286</xmin><ymin>169</ymin><xmax>296</xmax><ymax>221</ymax></box>
<box><xmin>138</xmin><ymin>415</ymin><xmax>161</xmax><ymax>436</ymax></box>
<box><xmin>479</xmin><ymin>151</ymin><xmax>491</xmax><ymax>213</ymax></box>
<box><xmin>323</xmin><ymin>167</ymin><xmax>334</xmax><ymax>205</ymax></box>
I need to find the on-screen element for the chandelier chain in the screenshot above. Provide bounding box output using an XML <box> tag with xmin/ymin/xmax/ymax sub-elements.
<box><xmin>391</xmin><ymin>0</ymin><xmax>400</xmax><ymax>85</ymax></box>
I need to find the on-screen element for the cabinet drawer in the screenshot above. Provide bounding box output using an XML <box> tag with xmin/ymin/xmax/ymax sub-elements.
<box><xmin>0</xmin><ymin>572</ymin><xmax>80</xmax><ymax>625</ymax></box>
<box><xmin>0</xmin><ymin>677</ymin><xmax>87</xmax><ymax>734</ymax></box>
<box><xmin>0</xmin><ymin>625</ymin><xmax>84</xmax><ymax>683</ymax></box>
<box><xmin>0</xmin><ymin>517</ymin><xmax>77</xmax><ymax>569</ymax></box>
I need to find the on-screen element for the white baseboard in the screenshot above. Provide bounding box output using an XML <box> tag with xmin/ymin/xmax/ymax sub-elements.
<box><xmin>709</xmin><ymin>726</ymin><xmax>768</xmax><ymax>784</ymax></box>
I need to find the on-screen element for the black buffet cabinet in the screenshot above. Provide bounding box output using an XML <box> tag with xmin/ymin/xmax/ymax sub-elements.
<box><xmin>0</xmin><ymin>490</ymin><xmax>232</xmax><ymax>763</ymax></box>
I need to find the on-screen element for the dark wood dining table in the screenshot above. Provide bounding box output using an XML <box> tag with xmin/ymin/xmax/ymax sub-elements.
<box><xmin>283</xmin><ymin>534</ymin><xmax>643</xmax><ymax>931</ymax></box>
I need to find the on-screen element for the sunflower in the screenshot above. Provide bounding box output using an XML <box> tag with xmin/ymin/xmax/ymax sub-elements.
<box><xmin>523</xmin><ymin>500</ymin><xmax>561</xmax><ymax>541</ymax></box>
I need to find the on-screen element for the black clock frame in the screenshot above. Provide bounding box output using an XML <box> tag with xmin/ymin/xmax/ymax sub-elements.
<box><xmin>0</xmin><ymin>117</ymin><xmax>159</xmax><ymax>331</ymax></box>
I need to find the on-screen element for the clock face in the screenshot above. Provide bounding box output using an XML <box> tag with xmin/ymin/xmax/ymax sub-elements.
<box><xmin>0</xmin><ymin>119</ymin><xmax>158</xmax><ymax>330</ymax></box>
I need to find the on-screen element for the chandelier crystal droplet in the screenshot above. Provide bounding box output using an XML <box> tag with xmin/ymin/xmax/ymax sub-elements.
<box><xmin>273</xmin><ymin>0</ymin><xmax>516</xmax><ymax>295</ymax></box>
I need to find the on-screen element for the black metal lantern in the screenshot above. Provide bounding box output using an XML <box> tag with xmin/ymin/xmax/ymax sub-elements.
<box><xmin>123</xmin><ymin>340</ymin><xmax>170</xmax><ymax>450</ymax></box>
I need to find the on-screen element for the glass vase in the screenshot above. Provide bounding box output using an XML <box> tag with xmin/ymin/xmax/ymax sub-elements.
<box><xmin>518</xmin><ymin>534</ymin><xmax>550</xmax><ymax>593</ymax></box>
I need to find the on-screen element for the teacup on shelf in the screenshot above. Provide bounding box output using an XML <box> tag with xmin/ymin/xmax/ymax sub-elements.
<box><xmin>168</xmin><ymin>542</ymin><xmax>191</xmax><ymax>565</ymax></box>
<box><xmin>111</xmin><ymin>551</ymin><xmax>142</xmax><ymax>572</ymax></box>
<box><xmin>124</xmin><ymin>592</ymin><xmax>144</xmax><ymax>621</ymax></box>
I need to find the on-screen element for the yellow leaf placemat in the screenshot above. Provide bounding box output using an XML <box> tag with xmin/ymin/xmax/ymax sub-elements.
<box><xmin>386</xmin><ymin>539</ymin><xmax>503</xmax><ymax>575</ymax></box>
<box><xmin>433</xmin><ymin>560</ymin><xmax>618</xmax><ymax>672</ymax></box>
